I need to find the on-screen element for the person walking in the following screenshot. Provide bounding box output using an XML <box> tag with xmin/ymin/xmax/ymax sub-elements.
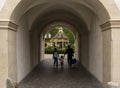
<box><xmin>53</xmin><ymin>48</ymin><xmax>59</xmax><ymax>67</ymax></box>
<box><xmin>59</xmin><ymin>55</ymin><xmax>64</xmax><ymax>68</ymax></box>
<box><xmin>64</xmin><ymin>45</ymin><xmax>74</xmax><ymax>67</ymax></box>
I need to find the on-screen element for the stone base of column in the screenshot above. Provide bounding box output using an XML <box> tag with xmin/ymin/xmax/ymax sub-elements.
<box><xmin>7</xmin><ymin>78</ymin><xmax>18</xmax><ymax>88</ymax></box>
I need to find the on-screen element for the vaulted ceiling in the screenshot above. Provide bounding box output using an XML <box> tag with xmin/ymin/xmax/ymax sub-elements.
<box><xmin>9</xmin><ymin>0</ymin><xmax>111</xmax><ymax>34</ymax></box>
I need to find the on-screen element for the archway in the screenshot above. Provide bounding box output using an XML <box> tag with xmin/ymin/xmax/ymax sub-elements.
<box><xmin>42</xmin><ymin>22</ymin><xmax>79</xmax><ymax>61</ymax></box>
<box><xmin>0</xmin><ymin>0</ymin><xmax>114</xmax><ymax>88</ymax></box>
<box><xmin>30</xmin><ymin>9</ymin><xmax>88</xmax><ymax>65</ymax></box>
<box><xmin>14</xmin><ymin>0</ymin><xmax>108</xmax><ymax>84</ymax></box>
<box><xmin>16</xmin><ymin>6</ymin><xmax>102</xmax><ymax>86</ymax></box>
<box><xmin>19</xmin><ymin>4</ymin><xmax>107</xmax><ymax>84</ymax></box>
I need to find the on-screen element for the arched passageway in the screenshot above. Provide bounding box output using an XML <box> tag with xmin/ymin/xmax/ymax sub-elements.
<box><xmin>1</xmin><ymin>0</ymin><xmax>120</xmax><ymax>88</ymax></box>
<box><xmin>43</xmin><ymin>24</ymin><xmax>77</xmax><ymax>60</ymax></box>
<box><xmin>13</xmin><ymin>1</ymin><xmax>108</xmax><ymax>86</ymax></box>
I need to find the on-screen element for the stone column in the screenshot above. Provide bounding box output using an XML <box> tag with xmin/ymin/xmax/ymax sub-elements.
<box><xmin>100</xmin><ymin>20</ymin><xmax>120</xmax><ymax>87</ymax></box>
<box><xmin>0</xmin><ymin>20</ymin><xmax>18</xmax><ymax>88</ymax></box>
<box><xmin>75</xmin><ymin>33</ymin><xmax>79</xmax><ymax>61</ymax></box>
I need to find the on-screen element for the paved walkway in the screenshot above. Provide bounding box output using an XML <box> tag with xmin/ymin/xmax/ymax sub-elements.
<box><xmin>18</xmin><ymin>55</ymin><xmax>105</xmax><ymax>88</ymax></box>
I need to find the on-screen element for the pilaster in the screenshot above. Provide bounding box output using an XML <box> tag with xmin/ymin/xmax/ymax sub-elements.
<box><xmin>0</xmin><ymin>20</ymin><xmax>18</xmax><ymax>88</ymax></box>
<box><xmin>100</xmin><ymin>19</ymin><xmax>120</xmax><ymax>87</ymax></box>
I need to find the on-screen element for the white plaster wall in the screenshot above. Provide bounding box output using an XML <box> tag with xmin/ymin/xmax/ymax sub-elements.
<box><xmin>17</xmin><ymin>17</ymin><xmax>31</xmax><ymax>83</ymax></box>
<box><xmin>32</xmin><ymin>31</ymin><xmax>39</xmax><ymax>67</ymax></box>
<box><xmin>111</xmin><ymin>29</ymin><xmax>120</xmax><ymax>86</ymax></box>
<box><xmin>114</xmin><ymin>0</ymin><xmax>120</xmax><ymax>11</ymax></box>
<box><xmin>102</xmin><ymin>29</ymin><xmax>111</xmax><ymax>86</ymax></box>
<box><xmin>0</xmin><ymin>29</ymin><xmax>8</xmax><ymax>88</ymax></box>
<box><xmin>0</xmin><ymin>0</ymin><xmax>6</xmax><ymax>11</ymax></box>
<box><xmin>81</xmin><ymin>34</ymin><xmax>89</xmax><ymax>69</ymax></box>
<box><xmin>8</xmin><ymin>30</ymin><xmax>17</xmax><ymax>82</ymax></box>
<box><xmin>89</xmin><ymin>16</ymin><xmax>103</xmax><ymax>82</ymax></box>
<box><xmin>0</xmin><ymin>0</ymin><xmax>20</xmax><ymax>20</ymax></box>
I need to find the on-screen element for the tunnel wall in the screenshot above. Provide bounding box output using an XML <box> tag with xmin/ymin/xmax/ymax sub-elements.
<box><xmin>17</xmin><ymin>17</ymin><xmax>31</xmax><ymax>83</ymax></box>
<box><xmin>81</xmin><ymin>15</ymin><xmax>103</xmax><ymax>83</ymax></box>
<box><xmin>81</xmin><ymin>35</ymin><xmax>89</xmax><ymax>69</ymax></box>
<box><xmin>89</xmin><ymin>16</ymin><xmax>103</xmax><ymax>82</ymax></box>
<box><xmin>31</xmin><ymin>29</ymin><xmax>40</xmax><ymax>67</ymax></box>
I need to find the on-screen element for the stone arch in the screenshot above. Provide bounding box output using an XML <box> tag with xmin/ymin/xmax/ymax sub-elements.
<box><xmin>9</xmin><ymin>0</ymin><xmax>112</xmax><ymax>24</ymax></box>
<box><xmin>114</xmin><ymin>0</ymin><xmax>120</xmax><ymax>10</ymax></box>
<box><xmin>1</xmin><ymin>0</ymin><xmax>115</xmax><ymax>87</ymax></box>
<box><xmin>42</xmin><ymin>22</ymin><xmax>77</xmax><ymax>37</ymax></box>
<box><xmin>31</xmin><ymin>10</ymin><xmax>86</xmax><ymax>65</ymax></box>
<box><xmin>38</xmin><ymin>21</ymin><xmax>80</xmax><ymax>61</ymax></box>
<box><xmin>27</xmin><ymin>5</ymin><xmax>91</xmax><ymax>69</ymax></box>
<box><xmin>0</xmin><ymin>0</ymin><xmax>7</xmax><ymax>11</ymax></box>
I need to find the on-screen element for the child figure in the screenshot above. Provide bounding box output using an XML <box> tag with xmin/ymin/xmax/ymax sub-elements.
<box><xmin>59</xmin><ymin>55</ymin><xmax>64</xmax><ymax>68</ymax></box>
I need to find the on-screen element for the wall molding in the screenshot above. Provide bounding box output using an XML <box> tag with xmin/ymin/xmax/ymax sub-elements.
<box><xmin>100</xmin><ymin>19</ymin><xmax>120</xmax><ymax>32</ymax></box>
<box><xmin>0</xmin><ymin>20</ymin><xmax>19</xmax><ymax>31</ymax></box>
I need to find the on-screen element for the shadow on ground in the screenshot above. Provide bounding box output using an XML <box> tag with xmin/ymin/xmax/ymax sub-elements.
<box><xmin>18</xmin><ymin>59</ymin><xmax>105</xmax><ymax>88</ymax></box>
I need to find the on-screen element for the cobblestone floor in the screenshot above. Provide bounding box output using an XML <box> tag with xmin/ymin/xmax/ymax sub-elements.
<box><xmin>18</xmin><ymin>58</ymin><xmax>105</xmax><ymax>88</ymax></box>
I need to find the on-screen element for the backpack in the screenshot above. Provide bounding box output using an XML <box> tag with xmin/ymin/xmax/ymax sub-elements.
<box><xmin>54</xmin><ymin>52</ymin><xmax>59</xmax><ymax>58</ymax></box>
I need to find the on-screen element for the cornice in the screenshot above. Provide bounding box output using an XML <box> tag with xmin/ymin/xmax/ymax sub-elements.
<box><xmin>100</xmin><ymin>20</ymin><xmax>120</xmax><ymax>32</ymax></box>
<box><xmin>0</xmin><ymin>20</ymin><xmax>19</xmax><ymax>31</ymax></box>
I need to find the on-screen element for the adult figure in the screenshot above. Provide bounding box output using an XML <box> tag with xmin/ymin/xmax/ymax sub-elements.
<box><xmin>64</xmin><ymin>45</ymin><xmax>74</xmax><ymax>67</ymax></box>
<box><xmin>53</xmin><ymin>48</ymin><xmax>59</xmax><ymax>67</ymax></box>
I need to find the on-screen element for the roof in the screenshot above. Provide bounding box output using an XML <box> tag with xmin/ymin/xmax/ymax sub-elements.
<box><xmin>53</xmin><ymin>27</ymin><xmax>68</xmax><ymax>39</ymax></box>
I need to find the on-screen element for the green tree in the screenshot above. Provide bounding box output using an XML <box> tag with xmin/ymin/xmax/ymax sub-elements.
<box><xmin>49</xmin><ymin>27</ymin><xmax>58</xmax><ymax>38</ymax></box>
<box><xmin>63</xmin><ymin>27</ymin><xmax>75</xmax><ymax>46</ymax></box>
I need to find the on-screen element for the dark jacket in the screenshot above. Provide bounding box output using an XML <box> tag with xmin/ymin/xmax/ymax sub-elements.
<box><xmin>65</xmin><ymin>48</ymin><xmax>74</xmax><ymax>58</ymax></box>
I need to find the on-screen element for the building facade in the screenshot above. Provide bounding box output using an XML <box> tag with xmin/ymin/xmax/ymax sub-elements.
<box><xmin>51</xmin><ymin>27</ymin><xmax>69</xmax><ymax>49</ymax></box>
